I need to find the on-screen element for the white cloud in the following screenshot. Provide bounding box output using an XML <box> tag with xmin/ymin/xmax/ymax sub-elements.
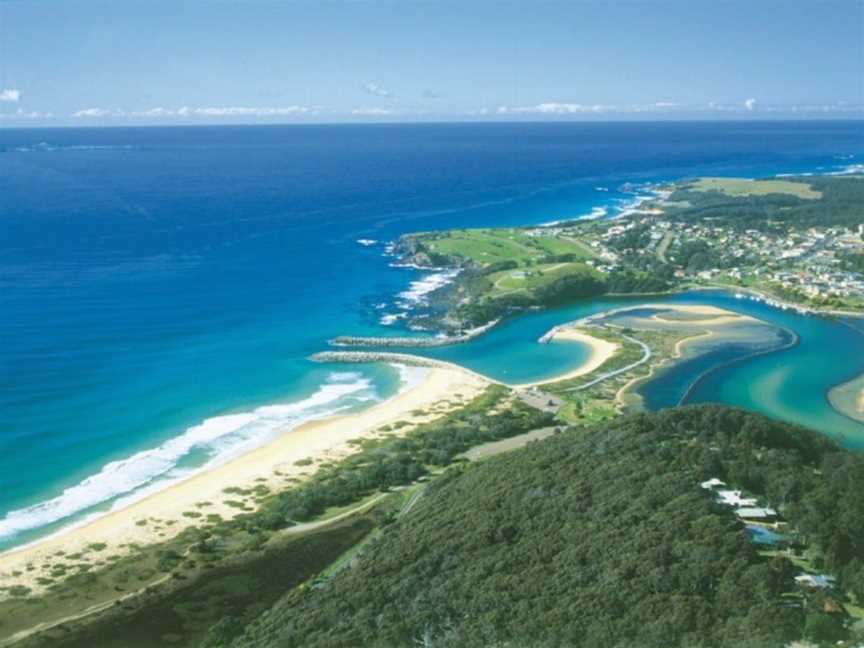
<box><xmin>187</xmin><ymin>106</ymin><xmax>311</xmax><ymax>117</ymax></box>
<box><xmin>497</xmin><ymin>102</ymin><xmax>618</xmax><ymax>115</ymax></box>
<box><xmin>135</xmin><ymin>106</ymin><xmax>177</xmax><ymax>118</ymax></box>
<box><xmin>350</xmin><ymin>107</ymin><xmax>396</xmax><ymax>116</ymax></box>
<box><xmin>654</xmin><ymin>101</ymin><xmax>678</xmax><ymax>108</ymax></box>
<box><xmin>0</xmin><ymin>89</ymin><xmax>20</xmax><ymax>102</ymax></box>
<box><xmin>72</xmin><ymin>107</ymin><xmax>123</xmax><ymax>118</ymax></box>
<box><xmin>361</xmin><ymin>82</ymin><xmax>393</xmax><ymax>98</ymax></box>
<box><xmin>744</xmin><ymin>98</ymin><xmax>758</xmax><ymax>111</ymax></box>
<box><xmin>72</xmin><ymin>105</ymin><xmax>315</xmax><ymax>119</ymax></box>
<box><xmin>0</xmin><ymin>108</ymin><xmax>52</xmax><ymax>120</ymax></box>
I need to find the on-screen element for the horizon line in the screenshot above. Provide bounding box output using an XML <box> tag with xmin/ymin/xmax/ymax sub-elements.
<box><xmin>3</xmin><ymin>116</ymin><xmax>864</xmax><ymax>131</ymax></box>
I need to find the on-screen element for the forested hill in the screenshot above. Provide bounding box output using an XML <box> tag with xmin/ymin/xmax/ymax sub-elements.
<box><xmin>234</xmin><ymin>406</ymin><xmax>864</xmax><ymax>648</ymax></box>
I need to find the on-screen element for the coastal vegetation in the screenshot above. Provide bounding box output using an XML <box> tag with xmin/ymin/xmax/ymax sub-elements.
<box><xmin>664</xmin><ymin>176</ymin><xmax>863</xmax><ymax>231</ymax></box>
<box><xmin>543</xmin><ymin>325</ymin><xmax>681</xmax><ymax>420</ymax></box>
<box><xmin>1</xmin><ymin>385</ymin><xmax>554</xmax><ymax>646</ymax></box>
<box><xmin>396</xmin><ymin>228</ymin><xmax>667</xmax><ymax>329</ymax></box>
<box><xmin>11</xmin><ymin>515</ymin><xmax>380</xmax><ymax>648</ymax></box>
<box><xmin>4</xmin><ymin>174</ymin><xmax>862</xmax><ymax>648</ymax></box>
<box><xmin>13</xmin><ymin>406</ymin><xmax>864</xmax><ymax>647</ymax></box>
<box><xmin>392</xmin><ymin>175</ymin><xmax>864</xmax><ymax>331</ymax></box>
<box><xmin>396</xmin><ymin>227</ymin><xmax>594</xmax><ymax>269</ymax></box>
<box><xmin>680</xmin><ymin>177</ymin><xmax>824</xmax><ymax>200</ymax></box>
<box><xmin>231</xmin><ymin>406</ymin><xmax>864</xmax><ymax>647</ymax></box>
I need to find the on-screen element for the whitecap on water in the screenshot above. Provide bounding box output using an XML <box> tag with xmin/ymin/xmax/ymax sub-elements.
<box><xmin>391</xmin><ymin>364</ymin><xmax>430</xmax><ymax>391</ymax></box>
<box><xmin>0</xmin><ymin>372</ymin><xmax>377</xmax><ymax>543</ymax></box>
<box><xmin>396</xmin><ymin>269</ymin><xmax>461</xmax><ymax>307</ymax></box>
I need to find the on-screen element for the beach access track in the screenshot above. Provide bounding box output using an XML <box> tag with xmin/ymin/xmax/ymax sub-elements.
<box><xmin>559</xmin><ymin>334</ymin><xmax>651</xmax><ymax>392</ymax></box>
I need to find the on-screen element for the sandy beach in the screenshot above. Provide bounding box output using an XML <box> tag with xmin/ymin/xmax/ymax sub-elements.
<box><xmin>610</xmin><ymin>304</ymin><xmax>760</xmax><ymax>408</ymax></box>
<box><xmin>644</xmin><ymin>303</ymin><xmax>758</xmax><ymax>327</ymax></box>
<box><xmin>614</xmin><ymin>331</ymin><xmax>709</xmax><ymax>409</ymax></box>
<box><xmin>0</xmin><ymin>367</ymin><xmax>488</xmax><ymax>592</ymax></box>
<box><xmin>828</xmin><ymin>374</ymin><xmax>864</xmax><ymax>425</ymax></box>
<box><xmin>513</xmin><ymin>327</ymin><xmax>620</xmax><ymax>388</ymax></box>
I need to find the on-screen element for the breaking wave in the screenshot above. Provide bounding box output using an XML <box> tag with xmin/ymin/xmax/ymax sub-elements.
<box><xmin>0</xmin><ymin>372</ymin><xmax>377</xmax><ymax>543</ymax></box>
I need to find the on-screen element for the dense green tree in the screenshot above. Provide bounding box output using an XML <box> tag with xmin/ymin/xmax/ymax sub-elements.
<box><xmin>233</xmin><ymin>406</ymin><xmax>864</xmax><ymax>648</ymax></box>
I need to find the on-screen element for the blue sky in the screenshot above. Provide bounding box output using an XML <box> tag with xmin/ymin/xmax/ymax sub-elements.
<box><xmin>0</xmin><ymin>0</ymin><xmax>861</xmax><ymax>126</ymax></box>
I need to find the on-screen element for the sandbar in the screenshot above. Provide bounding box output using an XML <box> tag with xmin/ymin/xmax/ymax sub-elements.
<box><xmin>828</xmin><ymin>374</ymin><xmax>864</xmax><ymax>425</ymax></box>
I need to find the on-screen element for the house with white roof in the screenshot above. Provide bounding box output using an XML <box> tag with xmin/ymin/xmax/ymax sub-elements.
<box><xmin>716</xmin><ymin>490</ymin><xmax>758</xmax><ymax>507</ymax></box>
<box><xmin>735</xmin><ymin>507</ymin><xmax>778</xmax><ymax>522</ymax></box>
<box><xmin>794</xmin><ymin>574</ymin><xmax>836</xmax><ymax>589</ymax></box>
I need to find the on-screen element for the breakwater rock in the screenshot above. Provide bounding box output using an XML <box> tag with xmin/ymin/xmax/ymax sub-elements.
<box><xmin>309</xmin><ymin>351</ymin><xmax>499</xmax><ymax>385</ymax></box>
<box><xmin>330</xmin><ymin>335</ymin><xmax>456</xmax><ymax>348</ymax></box>
<box><xmin>329</xmin><ymin>319</ymin><xmax>499</xmax><ymax>349</ymax></box>
<box><xmin>310</xmin><ymin>351</ymin><xmax>451</xmax><ymax>368</ymax></box>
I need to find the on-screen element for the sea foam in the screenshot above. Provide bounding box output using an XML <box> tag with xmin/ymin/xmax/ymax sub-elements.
<box><xmin>391</xmin><ymin>363</ymin><xmax>430</xmax><ymax>391</ymax></box>
<box><xmin>0</xmin><ymin>372</ymin><xmax>376</xmax><ymax>543</ymax></box>
<box><xmin>396</xmin><ymin>269</ymin><xmax>461</xmax><ymax>307</ymax></box>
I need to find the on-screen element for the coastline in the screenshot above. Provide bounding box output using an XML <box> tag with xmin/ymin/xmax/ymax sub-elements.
<box><xmin>0</xmin><ymin>367</ymin><xmax>488</xmax><ymax>591</ymax></box>
<box><xmin>314</xmin><ymin>326</ymin><xmax>621</xmax><ymax>392</ymax></box>
<box><xmin>701</xmin><ymin>284</ymin><xmax>864</xmax><ymax>320</ymax></box>
<box><xmin>513</xmin><ymin>327</ymin><xmax>620</xmax><ymax>389</ymax></box>
<box><xmin>609</xmin><ymin>304</ymin><xmax>768</xmax><ymax>409</ymax></box>
<box><xmin>5</xmin><ymin>161</ymin><xmax>861</xmax><ymax>593</ymax></box>
<box><xmin>828</xmin><ymin>374</ymin><xmax>864</xmax><ymax>425</ymax></box>
<box><xmin>614</xmin><ymin>330</ymin><xmax>713</xmax><ymax>410</ymax></box>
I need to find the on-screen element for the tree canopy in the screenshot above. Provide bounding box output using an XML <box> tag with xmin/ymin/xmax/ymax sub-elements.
<box><xmin>234</xmin><ymin>406</ymin><xmax>864</xmax><ymax>648</ymax></box>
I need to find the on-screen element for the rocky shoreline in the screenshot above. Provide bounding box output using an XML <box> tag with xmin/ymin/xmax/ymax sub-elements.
<box><xmin>309</xmin><ymin>351</ymin><xmax>499</xmax><ymax>385</ymax></box>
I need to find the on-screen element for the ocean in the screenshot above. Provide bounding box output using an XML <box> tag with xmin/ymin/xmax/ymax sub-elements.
<box><xmin>1</xmin><ymin>121</ymin><xmax>862</xmax><ymax>550</ymax></box>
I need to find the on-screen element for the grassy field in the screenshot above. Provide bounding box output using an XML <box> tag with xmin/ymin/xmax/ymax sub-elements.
<box><xmin>683</xmin><ymin>177</ymin><xmax>822</xmax><ymax>200</ymax></box>
<box><xmin>420</xmin><ymin>228</ymin><xmax>593</xmax><ymax>268</ymax></box>
<box><xmin>486</xmin><ymin>261</ymin><xmax>599</xmax><ymax>297</ymax></box>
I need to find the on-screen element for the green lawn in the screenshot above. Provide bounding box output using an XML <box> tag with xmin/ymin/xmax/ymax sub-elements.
<box><xmin>487</xmin><ymin>261</ymin><xmax>597</xmax><ymax>297</ymax></box>
<box><xmin>422</xmin><ymin>228</ymin><xmax>592</xmax><ymax>268</ymax></box>
<box><xmin>684</xmin><ymin>177</ymin><xmax>822</xmax><ymax>200</ymax></box>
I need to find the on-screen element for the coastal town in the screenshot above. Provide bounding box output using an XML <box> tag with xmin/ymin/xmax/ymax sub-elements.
<box><xmin>521</xmin><ymin>175</ymin><xmax>864</xmax><ymax>312</ymax></box>
<box><xmin>567</xmin><ymin>215</ymin><xmax>864</xmax><ymax>306</ymax></box>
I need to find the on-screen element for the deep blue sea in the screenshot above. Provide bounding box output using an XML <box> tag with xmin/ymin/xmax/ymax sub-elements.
<box><xmin>1</xmin><ymin>121</ymin><xmax>862</xmax><ymax>550</ymax></box>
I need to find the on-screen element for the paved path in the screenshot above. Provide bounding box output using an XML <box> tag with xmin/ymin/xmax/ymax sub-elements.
<box><xmin>561</xmin><ymin>335</ymin><xmax>651</xmax><ymax>392</ymax></box>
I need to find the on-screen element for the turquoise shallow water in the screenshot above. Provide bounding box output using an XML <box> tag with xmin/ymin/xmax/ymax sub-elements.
<box><xmin>1</xmin><ymin>121</ymin><xmax>861</xmax><ymax>550</ymax></box>
<box><xmin>677</xmin><ymin>294</ymin><xmax>864</xmax><ymax>449</ymax></box>
<box><xmin>418</xmin><ymin>291</ymin><xmax>864</xmax><ymax>449</ymax></box>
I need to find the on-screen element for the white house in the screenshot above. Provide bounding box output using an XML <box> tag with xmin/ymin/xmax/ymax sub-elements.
<box><xmin>716</xmin><ymin>490</ymin><xmax>758</xmax><ymax>507</ymax></box>
<box><xmin>735</xmin><ymin>507</ymin><xmax>778</xmax><ymax>522</ymax></box>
